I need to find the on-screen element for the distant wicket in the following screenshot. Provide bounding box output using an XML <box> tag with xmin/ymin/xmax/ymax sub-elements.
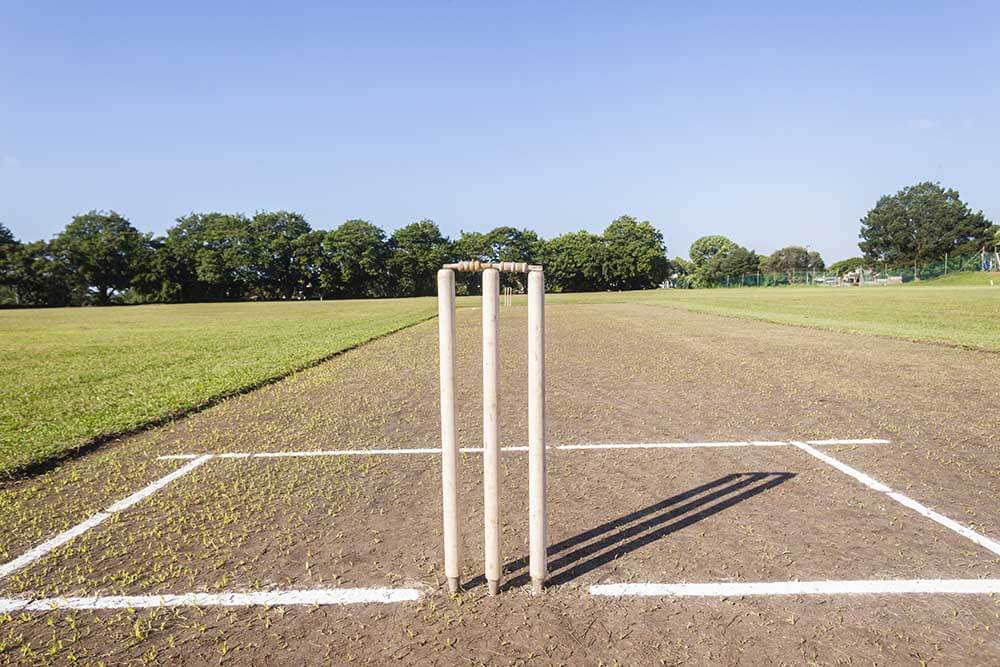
<box><xmin>437</xmin><ymin>262</ymin><xmax>547</xmax><ymax>595</ymax></box>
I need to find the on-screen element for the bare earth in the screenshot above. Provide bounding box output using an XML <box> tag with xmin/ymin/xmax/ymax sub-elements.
<box><xmin>1</xmin><ymin>303</ymin><xmax>999</xmax><ymax>665</ymax></box>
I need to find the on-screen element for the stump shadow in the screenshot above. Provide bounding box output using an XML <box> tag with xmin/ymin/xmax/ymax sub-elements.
<box><xmin>464</xmin><ymin>471</ymin><xmax>795</xmax><ymax>591</ymax></box>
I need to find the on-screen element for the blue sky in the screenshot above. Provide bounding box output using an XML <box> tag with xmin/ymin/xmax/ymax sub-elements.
<box><xmin>1</xmin><ymin>1</ymin><xmax>998</xmax><ymax>262</ymax></box>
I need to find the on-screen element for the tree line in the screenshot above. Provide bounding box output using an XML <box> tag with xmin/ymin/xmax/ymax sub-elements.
<box><xmin>672</xmin><ymin>181</ymin><xmax>996</xmax><ymax>287</ymax></box>
<box><xmin>2</xmin><ymin>181</ymin><xmax>995</xmax><ymax>304</ymax></box>
<box><xmin>0</xmin><ymin>213</ymin><xmax>672</xmax><ymax>306</ymax></box>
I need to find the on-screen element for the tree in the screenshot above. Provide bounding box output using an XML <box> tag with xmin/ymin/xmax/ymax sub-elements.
<box><xmin>689</xmin><ymin>235</ymin><xmax>738</xmax><ymax>269</ymax></box>
<box><xmin>54</xmin><ymin>211</ymin><xmax>149</xmax><ymax>304</ymax></box>
<box><xmin>828</xmin><ymin>257</ymin><xmax>866</xmax><ymax>275</ymax></box>
<box><xmin>388</xmin><ymin>220</ymin><xmax>452</xmax><ymax>297</ymax></box>
<box><xmin>291</xmin><ymin>230</ymin><xmax>338</xmax><ymax>299</ymax></box>
<box><xmin>327</xmin><ymin>219</ymin><xmax>392</xmax><ymax>298</ymax></box>
<box><xmin>162</xmin><ymin>213</ymin><xmax>253</xmax><ymax>300</ymax></box>
<box><xmin>0</xmin><ymin>222</ymin><xmax>14</xmax><ymax>245</ymax></box>
<box><xmin>1</xmin><ymin>240</ymin><xmax>77</xmax><ymax>305</ymax></box>
<box><xmin>453</xmin><ymin>227</ymin><xmax>542</xmax><ymax>293</ymax></box>
<box><xmin>699</xmin><ymin>246</ymin><xmax>761</xmax><ymax>286</ymax></box>
<box><xmin>0</xmin><ymin>225</ymin><xmax>20</xmax><ymax>304</ymax></box>
<box><xmin>542</xmin><ymin>231</ymin><xmax>607</xmax><ymax>292</ymax></box>
<box><xmin>859</xmin><ymin>182</ymin><xmax>993</xmax><ymax>271</ymax></box>
<box><xmin>602</xmin><ymin>215</ymin><xmax>669</xmax><ymax>290</ymax></box>
<box><xmin>247</xmin><ymin>211</ymin><xmax>311</xmax><ymax>299</ymax></box>
<box><xmin>762</xmin><ymin>246</ymin><xmax>825</xmax><ymax>275</ymax></box>
<box><xmin>668</xmin><ymin>256</ymin><xmax>694</xmax><ymax>288</ymax></box>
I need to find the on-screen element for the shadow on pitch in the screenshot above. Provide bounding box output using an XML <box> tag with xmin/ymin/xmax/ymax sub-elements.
<box><xmin>464</xmin><ymin>471</ymin><xmax>795</xmax><ymax>592</ymax></box>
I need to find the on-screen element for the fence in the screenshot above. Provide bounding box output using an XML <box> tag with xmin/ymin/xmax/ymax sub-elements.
<box><xmin>695</xmin><ymin>251</ymin><xmax>1000</xmax><ymax>288</ymax></box>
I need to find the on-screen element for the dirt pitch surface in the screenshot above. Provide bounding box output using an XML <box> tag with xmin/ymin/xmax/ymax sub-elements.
<box><xmin>2</xmin><ymin>303</ymin><xmax>999</xmax><ymax>665</ymax></box>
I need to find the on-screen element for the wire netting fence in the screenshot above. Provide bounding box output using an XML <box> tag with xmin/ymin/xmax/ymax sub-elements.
<box><xmin>690</xmin><ymin>251</ymin><xmax>1000</xmax><ymax>288</ymax></box>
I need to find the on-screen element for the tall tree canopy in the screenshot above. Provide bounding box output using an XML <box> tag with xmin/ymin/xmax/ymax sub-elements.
<box><xmin>859</xmin><ymin>182</ymin><xmax>993</xmax><ymax>269</ymax></box>
<box><xmin>388</xmin><ymin>220</ymin><xmax>452</xmax><ymax>297</ymax></box>
<box><xmin>162</xmin><ymin>213</ymin><xmax>253</xmax><ymax>300</ymax></box>
<box><xmin>328</xmin><ymin>219</ymin><xmax>392</xmax><ymax>298</ymax></box>
<box><xmin>828</xmin><ymin>257</ymin><xmax>866</xmax><ymax>275</ymax></box>
<box><xmin>686</xmin><ymin>235</ymin><xmax>762</xmax><ymax>286</ymax></box>
<box><xmin>0</xmin><ymin>222</ymin><xmax>14</xmax><ymax>245</ymax></box>
<box><xmin>762</xmin><ymin>246</ymin><xmax>825</xmax><ymax>274</ymax></box>
<box><xmin>247</xmin><ymin>211</ymin><xmax>312</xmax><ymax>299</ymax></box>
<box><xmin>54</xmin><ymin>211</ymin><xmax>148</xmax><ymax>304</ymax></box>
<box><xmin>689</xmin><ymin>235</ymin><xmax>738</xmax><ymax>269</ymax></box>
<box><xmin>543</xmin><ymin>230</ymin><xmax>607</xmax><ymax>292</ymax></box>
<box><xmin>601</xmin><ymin>215</ymin><xmax>669</xmax><ymax>290</ymax></box>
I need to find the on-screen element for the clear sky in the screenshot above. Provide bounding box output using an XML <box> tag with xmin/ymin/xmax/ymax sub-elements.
<box><xmin>1</xmin><ymin>1</ymin><xmax>998</xmax><ymax>262</ymax></box>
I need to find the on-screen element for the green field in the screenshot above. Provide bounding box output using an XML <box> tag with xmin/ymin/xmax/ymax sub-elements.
<box><xmin>0</xmin><ymin>300</ymin><xmax>436</xmax><ymax>476</ymax></box>
<box><xmin>911</xmin><ymin>271</ymin><xmax>1000</xmax><ymax>287</ymax></box>
<box><xmin>4</xmin><ymin>281</ymin><xmax>998</xmax><ymax>477</ymax></box>
<box><xmin>548</xmin><ymin>283</ymin><xmax>1000</xmax><ymax>352</ymax></box>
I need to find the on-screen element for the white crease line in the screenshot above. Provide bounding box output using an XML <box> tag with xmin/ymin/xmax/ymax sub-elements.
<box><xmin>886</xmin><ymin>492</ymin><xmax>1000</xmax><ymax>555</ymax></box>
<box><xmin>156</xmin><ymin>439</ymin><xmax>890</xmax><ymax>460</ymax></box>
<box><xmin>557</xmin><ymin>441</ymin><xmax>779</xmax><ymax>451</ymax></box>
<box><xmin>590</xmin><ymin>579</ymin><xmax>1000</xmax><ymax>597</ymax></box>
<box><xmin>0</xmin><ymin>455</ymin><xmax>214</xmax><ymax>581</ymax></box>
<box><xmin>791</xmin><ymin>441</ymin><xmax>1000</xmax><ymax>556</ymax></box>
<box><xmin>0</xmin><ymin>588</ymin><xmax>421</xmax><ymax>612</ymax></box>
<box><xmin>805</xmin><ymin>438</ymin><xmax>890</xmax><ymax>446</ymax></box>
<box><xmin>105</xmin><ymin>455</ymin><xmax>214</xmax><ymax>513</ymax></box>
<box><xmin>790</xmin><ymin>441</ymin><xmax>892</xmax><ymax>492</ymax></box>
<box><xmin>0</xmin><ymin>513</ymin><xmax>112</xmax><ymax>580</ymax></box>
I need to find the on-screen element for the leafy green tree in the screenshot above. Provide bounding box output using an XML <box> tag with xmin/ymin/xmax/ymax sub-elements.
<box><xmin>453</xmin><ymin>227</ymin><xmax>542</xmax><ymax>293</ymax></box>
<box><xmin>291</xmin><ymin>230</ymin><xmax>338</xmax><ymax>298</ymax></box>
<box><xmin>54</xmin><ymin>211</ymin><xmax>149</xmax><ymax>304</ymax></box>
<box><xmin>388</xmin><ymin>220</ymin><xmax>452</xmax><ymax>297</ymax></box>
<box><xmin>0</xmin><ymin>225</ymin><xmax>20</xmax><ymax>304</ymax></box>
<box><xmin>700</xmin><ymin>246</ymin><xmax>761</xmax><ymax>286</ymax></box>
<box><xmin>689</xmin><ymin>235</ymin><xmax>738</xmax><ymax>269</ymax></box>
<box><xmin>328</xmin><ymin>219</ymin><xmax>392</xmax><ymax>298</ymax></box>
<box><xmin>1</xmin><ymin>240</ymin><xmax>77</xmax><ymax>305</ymax></box>
<box><xmin>992</xmin><ymin>225</ymin><xmax>1000</xmax><ymax>247</ymax></box>
<box><xmin>542</xmin><ymin>230</ymin><xmax>607</xmax><ymax>292</ymax></box>
<box><xmin>667</xmin><ymin>256</ymin><xmax>694</xmax><ymax>288</ymax></box>
<box><xmin>859</xmin><ymin>182</ymin><xmax>993</xmax><ymax>271</ymax></box>
<box><xmin>163</xmin><ymin>213</ymin><xmax>252</xmax><ymax>300</ymax></box>
<box><xmin>248</xmin><ymin>211</ymin><xmax>311</xmax><ymax>299</ymax></box>
<box><xmin>601</xmin><ymin>215</ymin><xmax>669</xmax><ymax>290</ymax></box>
<box><xmin>762</xmin><ymin>246</ymin><xmax>825</xmax><ymax>275</ymax></box>
<box><xmin>828</xmin><ymin>257</ymin><xmax>866</xmax><ymax>275</ymax></box>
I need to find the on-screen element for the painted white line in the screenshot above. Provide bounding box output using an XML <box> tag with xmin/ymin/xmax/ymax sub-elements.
<box><xmin>156</xmin><ymin>438</ymin><xmax>891</xmax><ymax>460</ymax></box>
<box><xmin>886</xmin><ymin>492</ymin><xmax>1000</xmax><ymax>556</ymax></box>
<box><xmin>791</xmin><ymin>442</ymin><xmax>1000</xmax><ymax>557</ymax></box>
<box><xmin>556</xmin><ymin>441</ymin><xmax>781</xmax><ymax>451</ymax></box>
<box><xmin>0</xmin><ymin>588</ymin><xmax>421</xmax><ymax>612</ymax></box>
<box><xmin>0</xmin><ymin>455</ymin><xmax>214</xmax><ymax>581</ymax></box>
<box><xmin>804</xmin><ymin>438</ymin><xmax>890</xmax><ymax>446</ymax></box>
<box><xmin>790</xmin><ymin>441</ymin><xmax>891</xmax><ymax>492</ymax></box>
<box><xmin>590</xmin><ymin>579</ymin><xmax>1000</xmax><ymax>597</ymax></box>
<box><xmin>105</xmin><ymin>455</ymin><xmax>213</xmax><ymax>513</ymax></box>
<box><xmin>252</xmin><ymin>448</ymin><xmax>443</xmax><ymax>458</ymax></box>
<box><xmin>0</xmin><ymin>513</ymin><xmax>112</xmax><ymax>580</ymax></box>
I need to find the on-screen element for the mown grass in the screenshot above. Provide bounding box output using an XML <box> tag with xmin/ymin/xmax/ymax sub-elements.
<box><xmin>546</xmin><ymin>282</ymin><xmax>1000</xmax><ymax>353</ymax></box>
<box><xmin>0</xmin><ymin>300</ymin><xmax>436</xmax><ymax>476</ymax></box>
<box><xmin>911</xmin><ymin>270</ymin><xmax>1000</xmax><ymax>287</ymax></box>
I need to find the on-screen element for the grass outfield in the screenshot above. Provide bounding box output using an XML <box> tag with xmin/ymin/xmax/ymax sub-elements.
<box><xmin>0</xmin><ymin>300</ymin><xmax>435</xmax><ymax>476</ymax></box>
<box><xmin>546</xmin><ymin>283</ymin><xmax>1000</xmax><ymax>352</ymax></box>
<box><xmin>912</xmin><ymin>270</ymin><xmax>1000</xmax><ymax>287</ymax></box>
